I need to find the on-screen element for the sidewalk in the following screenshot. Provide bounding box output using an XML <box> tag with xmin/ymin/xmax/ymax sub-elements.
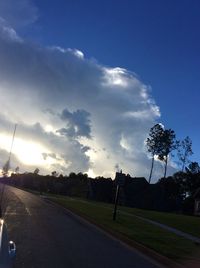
<box><xmin>119</xmin><ymin>209</ymin><xmax>200</xmax><ymax>244</ymax></box>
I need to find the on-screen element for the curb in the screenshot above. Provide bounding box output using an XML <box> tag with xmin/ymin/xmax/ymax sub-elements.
<box><xmin>43</xmin><ymin>197</ymin><xmax>185</xmax><ymax>268</ymax></box>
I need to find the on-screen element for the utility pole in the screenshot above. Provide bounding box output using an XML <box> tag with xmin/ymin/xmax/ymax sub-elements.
<box><xmin>8</xmin><ymin>124</ymin><xmax>17</xmax><ymax>164</ymax></box>
<box><xmin>2</xmin><ymin>124</ymin><xmax>17</xmax><ymax>176</ymax></box>
<box><xmin>0</xmin><ymin>124</ymin><xmax>17</xmax><ymax>217</ymax></box>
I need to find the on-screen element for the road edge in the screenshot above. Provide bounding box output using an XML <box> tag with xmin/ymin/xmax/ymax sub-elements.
<box><xmin>43</xmin><ymin>196</ymin><xmax>185</xmax><ymax>268</ymax></box>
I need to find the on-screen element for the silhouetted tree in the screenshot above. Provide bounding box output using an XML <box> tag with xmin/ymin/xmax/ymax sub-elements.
<box><xmin>2</xmin><ymin>160</ymin><xmax>10</xmax><ymax>177</ymax></box>
<box><xmin>185</xmin><ymin>162</ymin><xmax>200</xmax><ymax>174</ymax></box>
<box><xmin>34</xmin><ymin>168</ymin><xmax>40</xmax><ymax>175</ymax></box>
<box><xmin>15</xmin><ymin>166</ymin><xmax>19</xmax><ymax>174</ymax></box>
<box><xmin>69</xmin><ymin>172</ymin><xmax>76</xmax><ymax>179</ymax></box>
<box><xmin>158</xmin><ymin>128</ymin><xmax>176</xmax><ymax>178</ymax></box>
<box><xmin>185</xmin><ymin>162</ymin><xmax>200</xmax><ymax>196</ymax></box>
<box><xmin>158</xmin><ymin>176</ymin><xmax>182</xmax><ymax>211</ymax></box>
<box><xmin>51</xmin><ymin>171</ymin><xmax>58</xmax><ymax>177</ymax></box>
<box><xmin>173</xmin><ymin>171</ymin><xmax>188</xmax><ymax>199</ymax></box>
<box><xmin>146</xmin><ymin>124</ymin><xmax>164</xmax><ymax>183</ymax></box>
<box><xmin>177</xmin><ymin>136</ymin><xmax>193</xmax><ymax>172</ymax></box>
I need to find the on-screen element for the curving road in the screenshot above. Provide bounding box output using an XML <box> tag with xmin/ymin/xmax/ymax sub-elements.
<box><xmin>1</xmin><ymin>184</ymin><xmax>161</xmax><ymax>268</ymax></box>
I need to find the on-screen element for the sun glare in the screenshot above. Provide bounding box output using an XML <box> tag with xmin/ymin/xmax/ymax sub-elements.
<box><xmin>44</xmin><ymin>124</ymin><xmax>54</xmax><ymax>133</ymax></box>
<box><xmin>0</xmin><ymin>134</ymin><xmax>55</xmax><ymax>166</ymax></box>
<box><xmin>87</xmin><ymin>168</ymin><xmax>96</xmax><ymax>178</ymax></box>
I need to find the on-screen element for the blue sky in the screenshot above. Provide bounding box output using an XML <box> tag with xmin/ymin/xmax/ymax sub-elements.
<box><xmin>27</xmin><ymin>0</ymin><xmax>200</xmax><ymax>159</ymax></box>
<box><xmin>0</xmin><ymin>0</ymin><xmax>199</xmax><ymax>179</ymax></box>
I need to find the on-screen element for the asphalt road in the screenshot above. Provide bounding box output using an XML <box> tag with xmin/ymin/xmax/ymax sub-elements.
<box><xmin>1</xmin><ymin>184</ymin><xmax>161</xmax><ymax>268</ymax></box>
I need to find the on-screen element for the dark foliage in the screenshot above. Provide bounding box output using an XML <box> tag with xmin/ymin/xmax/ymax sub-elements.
<box><xmin>176</xmin><ymin>136</ymin><xmax>193</xmax><ymax>172</ymax></box>
<box><xmin>158</xmin><ymin>128</ymin><xmax>177</xmax><ymax>178</ymax></box>
<box><xmin>0</xmin><ymin>163</ymin><xmax>199</xmax><ymax>215</ymax></box>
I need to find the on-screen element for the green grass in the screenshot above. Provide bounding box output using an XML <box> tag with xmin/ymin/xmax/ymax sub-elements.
<box><xmin>120</xmin><ymin>206</ymin><xmax>200</xmax><ymax>238</ymax></box>
<box><xmin>48</xmin><ymin>194</ymin><xmax>200</xmax><ymax>238</ymax></box>
<box><xmin>48</xmin><ymin>195</ymin><xmax>200</xmax><ymax>262</ymax></box>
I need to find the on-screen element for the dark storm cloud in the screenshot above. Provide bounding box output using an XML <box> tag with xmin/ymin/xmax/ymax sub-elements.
<box><xmin>57</xmin><ymin>108</ymin><xmax>91</xmax><ymax>139</ymax></box>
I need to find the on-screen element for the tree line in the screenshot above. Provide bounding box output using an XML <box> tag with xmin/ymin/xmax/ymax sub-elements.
<box><xmin>0</xmin><ymin>162</ymin><xmax>199</xmax><ymax>214</ymax></box>
<box><xmin>0</xmin><ymin>123</ymin><xmax>199</xmax><ymax>215</ymax></box>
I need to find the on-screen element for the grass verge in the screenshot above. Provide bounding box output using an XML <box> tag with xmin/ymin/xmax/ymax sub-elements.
<box><xmin>48</xmin><ymin>195</ymin><xmax>200</xmax><ymax>264</ymax></box>
<box><xmin>121</xmin><ymin>206</ymin><xmax>200</xmax><ymax>238</ymax></box>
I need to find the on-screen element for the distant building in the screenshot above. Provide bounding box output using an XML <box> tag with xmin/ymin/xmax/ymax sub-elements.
<box><xmin>115</xmin><ymin>171</ymin><xmax>126</xmax><ymax>187</ymax></box>
<box><xmin>114</xmin><ymin>171</ymin><xmax>149</xmax><ymax>206</ymax></box>
<box><xmin>194</xmin><ymin>188</ymin><xmax>200</xmax><ymax>216</ymax></box>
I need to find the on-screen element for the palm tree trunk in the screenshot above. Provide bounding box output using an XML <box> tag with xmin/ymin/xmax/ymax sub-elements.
<box><xmin>149</xmin><ymin>155</ymin><xmax>154</xmax><ymax>183</ymax></box>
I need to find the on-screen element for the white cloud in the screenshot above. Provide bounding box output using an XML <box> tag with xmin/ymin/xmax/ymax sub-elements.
<box><xmin>0</xmin><ymin>17</ymin><xmax>22</xmax><ymax>42</ymax></box>
<box><xmin>0</xmin><ymin>0</ymin><xmax>38</xmax><ymax>29</ymax></box>
<box><xmin>103</xmin><ymin>67</ymin><xmax>128</xmax><ymax>87</ymax></box>
<box><xmin>67</xmin><ymin>48</ymin><xmax>84</xmax><ymax>59</ymax></box>
<box><xmin>51</xmin><ymin>47</ymin><xmax>84</xmax><ymax>59</ymax></box>
<box><xmin>0</xmin><ymin>20</ymin><xmax>172</xmax><ymax>181</ymax></box>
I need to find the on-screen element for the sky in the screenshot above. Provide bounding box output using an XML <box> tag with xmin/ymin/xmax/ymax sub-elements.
<box><xmin>0</xmin><ymin>0</ymin><xmax>199</xmax><ymax>181</ymax></box>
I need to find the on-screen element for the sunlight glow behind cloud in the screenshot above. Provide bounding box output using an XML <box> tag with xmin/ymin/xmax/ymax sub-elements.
<box><xmin>0</xmin><ymin>134</ymin><xmax>55</xmax><ymax>166</ymax></box>
<box><xmin>103</xmin><ymin>67</ymin><xmax>129</xmax><ymax>87</ymax></box>
<box><xmin>0</xmin><ymin>11</ymin><xmax>169</xmax><ymax>179</ymax></box>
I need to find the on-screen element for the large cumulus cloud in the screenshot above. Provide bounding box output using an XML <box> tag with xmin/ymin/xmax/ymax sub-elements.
<box><xmin>0</xmin><ymin>15</ymin><xmax>166</xmax><ymax>179</ymax></box>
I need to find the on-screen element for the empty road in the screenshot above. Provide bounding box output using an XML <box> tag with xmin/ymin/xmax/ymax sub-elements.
<box><xmin>1</xmin><ymin>184</ymin><xmax>161</xmax><ymax>268</ymax></box>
